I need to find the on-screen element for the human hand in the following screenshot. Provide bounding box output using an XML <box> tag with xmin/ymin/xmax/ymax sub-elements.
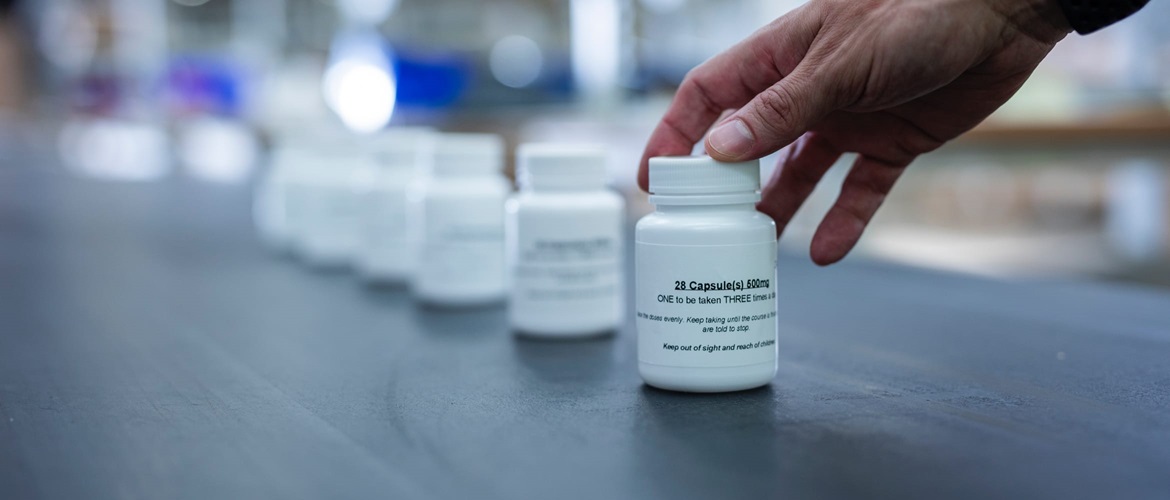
<box><xmin>639</xmin><ymin>0</ymin><xmax>1070</xmax><ymax>265</ymax></box>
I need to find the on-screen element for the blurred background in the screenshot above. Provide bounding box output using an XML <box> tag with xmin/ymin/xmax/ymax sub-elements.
<box><xmin>0</xmin><ymin>0</ymin><xmax>1168</xmax><ymax>286</ymax></box>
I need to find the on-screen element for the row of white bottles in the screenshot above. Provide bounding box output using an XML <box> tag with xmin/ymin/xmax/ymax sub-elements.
<box><xmin>253</xmin><ymin>129</ymin><xmax>626</xmax><ymax>337</ymax></box>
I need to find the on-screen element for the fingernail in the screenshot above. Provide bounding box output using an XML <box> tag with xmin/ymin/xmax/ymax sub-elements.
<box><xmin>707</xmin><ymin>119</ymin><xmax>754</xmax><ymax>159</ymax></box>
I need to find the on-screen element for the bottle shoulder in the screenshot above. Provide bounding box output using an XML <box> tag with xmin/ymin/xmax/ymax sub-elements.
<box><xmin>636</xmin><ymin>209</ymin><xmax>776</xmax><ymax>244</ymax></box>
<box><xmin>413</xmin><ymin>176</ymin><xmax>512</xmax><ymax>198</ymax></box>
<box><xmin>510</xmin><ymin>189</ymin><xmax>626</xmax><ymax>211</ymax></box>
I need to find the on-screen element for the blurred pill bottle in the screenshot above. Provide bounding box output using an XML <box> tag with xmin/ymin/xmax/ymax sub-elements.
<box><xmin>299</xmin><ymin>150</ymin><xmax>370</xmax><ymax>269</ymax></box>
<box><xmin>636</xmin><ymin>156</ymin><xmax>778</xmax><ymax>393</ymax></box>
<box><xmin>505</xmin><ymin>144</ymin><xmax>626</xmax><ymax>337</ymax></box>
<box><xmin>254</xmin><ymin>146</ymin><xmax>301</xmax><ymax>254</ymax></box>
<box><xmin>407</xmin><ymin>133</ymin><xmax>509</xmax><ymax>306</ymax></box>
<box><xmin>267</xmin><ymin>127</ymin><xmax>368</xmax><ymax>269</ymax></box>
<box><xmin>355</xmin><ymin>128</ymin><xmax>435</xmax><ymax>284</ymax></box>
<box><xmin>256</xmin><ymin>128</ymin><xmax>350</xmax><ymax>257</ymax></box>
<box><xmin>279</xmin><ymin>149</ymin><xmax>322</xmax><ymax>260</ymax></box>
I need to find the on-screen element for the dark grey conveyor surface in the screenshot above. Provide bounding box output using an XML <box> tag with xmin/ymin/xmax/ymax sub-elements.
<box><xmin>2</xmin><ymin>167</ymin><xmax>1169</xmax><ymax>500</ymax></box>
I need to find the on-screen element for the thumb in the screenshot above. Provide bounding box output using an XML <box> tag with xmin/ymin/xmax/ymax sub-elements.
<box><xmin>706</xmin><ymin>70</ymin><xmax>839</xmax><ymax>162</ymax></box>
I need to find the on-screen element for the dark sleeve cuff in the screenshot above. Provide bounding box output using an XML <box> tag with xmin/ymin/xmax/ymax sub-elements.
<box><xmin>1056</xmin><ymin>0</ymin><xmax>1151</xmax><ymax>34</ymax></box>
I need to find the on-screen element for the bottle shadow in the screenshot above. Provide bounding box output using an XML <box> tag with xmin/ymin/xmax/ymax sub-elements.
<box><xmin>631</xmin><ymin>384</ymin><xmax>785</xmax><ymax>498</ymax></box>
<box><xmin>510</xmin><ymin>334</ymin><xmax>618</xmax><ymax>385</ymax></box>
<box><xmin>406</xmin><ymin>299</ymin><xmax>508</xmax><ymax>343</ymax></box>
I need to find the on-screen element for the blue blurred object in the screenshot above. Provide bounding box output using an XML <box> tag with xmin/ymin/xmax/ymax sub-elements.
<box><xmin>391</xmin><ymin>46</ymin><xmax>470</xmax><ymax>110</ymax></box>
<box><xmin>166</xmin><ymin>56</ymin><xmax>249</xmax><ymax>118</ymax></box>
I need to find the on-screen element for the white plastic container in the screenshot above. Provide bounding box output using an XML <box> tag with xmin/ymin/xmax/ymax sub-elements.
<box><xmin>636</xmin><ymin>156</ymin><xmax>778</xmax><ymax>393</ymax></box>
<box><xmin>505</xmin><ymin>144</ymin><xmax>625</xmax><ymax>337</ymax></box>
<box><xmin>408</xmin><ymin>133</ymin><xmax>509</xmax><ymax>306</ymax></box>
<box><xmin>355</xmin><ymin>128</ymin><xmax>434</xmax><ymax>283</ymax></box>
<box><xmin>280</xmin><ymin>149</ymin><xmax>318</xmax><ymax>258</ymax></box>
<box><xmin>253</xmin><ymin>146</ymin><xmax>298</xmax><ymax>253</ymax></box>
<box><xmin>296</xmin><ymin>148</ymin><xmax>369</xmax><ymax>269</ymax></box>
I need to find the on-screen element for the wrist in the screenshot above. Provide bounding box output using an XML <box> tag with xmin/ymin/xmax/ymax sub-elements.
<box><xmin>985</xmin><ymin>0</ymin><xmax>1072</xmax><ymax>45</ymax></box>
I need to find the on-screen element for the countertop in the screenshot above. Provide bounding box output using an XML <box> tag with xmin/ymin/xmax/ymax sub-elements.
<box><xmin>2</xmin><ymin>165</ymin><xmax>1169</xmax><ymax>500</ymax></box>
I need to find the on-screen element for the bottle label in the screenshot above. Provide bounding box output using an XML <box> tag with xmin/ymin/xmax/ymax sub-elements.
<box><xmin>303</xmin><ymin>183</ymin><xmax>360</xmax><ymax>256</ymax></box>
<box><xmin>512</xmin><ymin>228</ymin><xmax>621</xmax><ymax>308</ymax></box>
<box><xmin>417</xmin><ymin>197</ymin><xmax>505</xmax><ymax>287</ymax></box>
<box><xmin>636</xmin><ymin>240</ymin><xmax>777</xmax><ymax>367</ymax></box>
<box><xmin>510</xmin><ymin>206</ymin><xmax>623</xmax><ymax>307</ymax></box>
<box><xmin>361</xmin><ymin>186</ymin><xmax>409</xmax><ymax>271</ymax></box>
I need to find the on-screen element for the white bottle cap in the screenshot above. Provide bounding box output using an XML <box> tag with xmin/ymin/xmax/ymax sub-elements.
<box><xmin>430</xmin><ymin>133</ymin><xmax>504</xmax><ymax>177</ymax></box>
<box><xmin>648</xmin><ymin>156</ymin><xmax>760</xmax><ymax>195</ymax></box>
<box><xmin>516</xmin><ymin>143</ymin><xmax>607</xmax><ymax>190</ymax></box>
<box><xmin>375</xmin><ymin>127</ymin><xmax>434</xmax><ymax>169</ymax></box>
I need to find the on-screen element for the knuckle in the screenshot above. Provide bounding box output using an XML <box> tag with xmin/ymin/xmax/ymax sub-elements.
<box><xmin>855</xmin><ymin>175</ymin><xmax>891</xmax><ymax>201</ymax></box>
<box><xmin>659</xmin><ymin>115</ymin><xmax>693</xmax><ymax>144</ymax></box>
<box><xmin>909</xmin><ymin>128</ymin><xmax>946</xmax><ymax>154</ymax></box>
<box><xmin>753</xmin><ymin>85</ymin><xmax>802</xmax><ymax>136</ymax></box>
<box><xmin>681</xmin><ymin>64</ymin><xmax>706</xmax><ymax>84</ymax></box>
<box><xmin>889</xmin><ymin>127</ymin><xmax>942</xmax><ymax>164</ymax></box>
<box><xmin>838</xmin><ymin>199</ymin><xmax>874</xmax><ymax>227</ymax></box>
<box><xmin>843</xmin><ymin>164</ymin><xmax>904</xmax><ymax>215</ymax></box>
<box><xmin>675</xmin><ymin>74</ymin><xmax>700</xmax><ymax>100</ymax></box>
<box><xmin>889</xmin><ymin>135</ymin><xmax>921</xmax><ymax>164</ymax></box>
<box><xmin>677</xmin><ymin>73</ymin><xmax>722</xmax><ymax>115</ymax></box>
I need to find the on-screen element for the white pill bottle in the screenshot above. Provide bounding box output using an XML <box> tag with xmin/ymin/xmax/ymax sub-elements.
<box><xmin>356</xmin><ymin>128</ymin><xmax>434</xmax><ymax>283</ymax></box>
<box><xmin>636</xmin><ymin>156</ymin><xmax>778</xmax><ymax>392</ymax></box>
<box><xmin>253</xmin><ymin>146</ymin><xmax>299</xmax><ymax>253</ymax></box>
<box><xmin>408</xmin><ymin>133</ymin><xmax>509</xmax><ymax>306</ymax></box>
<box><xmin>506</xmin><ymin>144</ymin><xmax>625</xmax><ymax>337</ymax></box>
<box><xmin>296</xmin><ymin>148</ymin><xmax>370</xmax><ymax>269</ymax></box>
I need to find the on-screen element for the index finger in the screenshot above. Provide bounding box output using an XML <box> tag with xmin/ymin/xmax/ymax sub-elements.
<box><xmin>638</xmin><ymin>8</ymin><xmax>820</xmax><ymax>191</ymax></box>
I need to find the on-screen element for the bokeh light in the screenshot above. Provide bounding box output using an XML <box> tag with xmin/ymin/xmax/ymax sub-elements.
<box><xmin>323</xmin><ymin>60</ymin><xmax>397</xmax><ymax>134</ymax></box>
<box><xmin>489</xmin><ymin>35</ymin><xmax>543</xmax><ymax>89</ymax></box>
